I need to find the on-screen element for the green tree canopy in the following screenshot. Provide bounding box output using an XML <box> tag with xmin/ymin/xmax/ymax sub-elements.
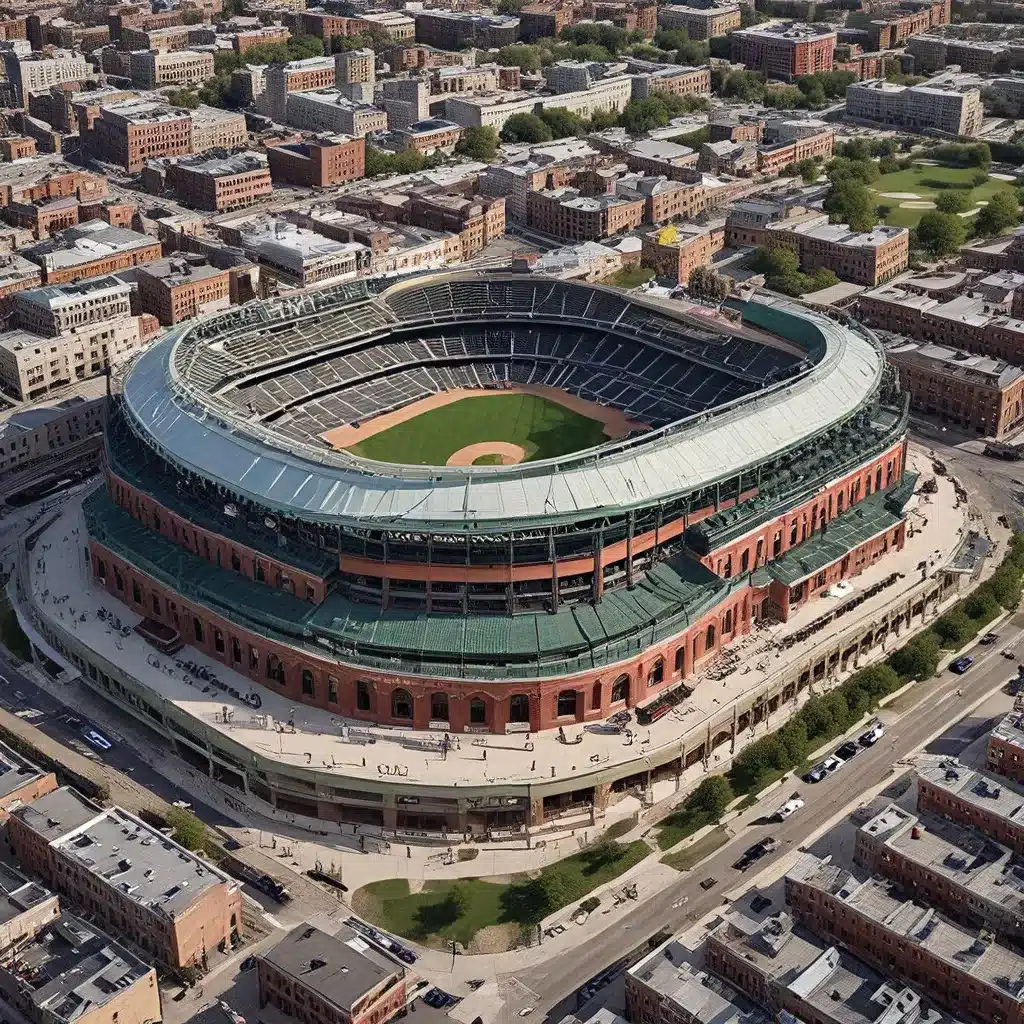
<box><xmin>455</xmin><ymin>125</ymin><xmax>499</xmax><ymax>161</ymax></box>
<box><xmin>935</xmin><ymin>190</ymin><xmax>972</xmax><ymax>213</ymax></box>
<box><xmin>916</xmin><ymin>210</ymin><xmax>969</xmax><ymax>259</ymax></box>
<box><xmin>823</xmin><ymin>180</ymin><xmax>876</xmax><ymax>232</ymax></box>
<box><xmin>976</xmin><ymin>189</ymin><xmax>1022</xmax><ymax>236</ymax></box>
<box><xmin>540</xmin><ymin>106</ymin><xmax>586</xmax><ymax>139</ymax></box>
<box><xmin>500</xmin><ymin>112</ymin><xmax>553</xmax><ymax>144</ymax></box>
<box><xmin>495</xmin><ymin>43</ymin><xmax>544</xmax><ymax>72</ymax></box>
<box><xmin>166</xmin><ymin>807</ymin><xmax>210</xmax><ymax>851</ymax></box>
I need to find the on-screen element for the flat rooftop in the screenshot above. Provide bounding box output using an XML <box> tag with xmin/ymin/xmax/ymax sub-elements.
<box><xmin>16</xmin><ymin>276</ymin><xmax>132</xmax><ymax>312</ymax></box>
<box><xmin>13</xmin><ymin>787</ymin><xmax>235</xmax><ymax>916</ymax></box>
<box><xmin>732</xmin><ymin>19</ymin><xmax>837</xmax><ymax>41</ymax></box>
<box><xmin>259</xmin><ymin>923</ymin><xmax>403</xmax><ymax>1011</ymax></box>
<box><xmin>885</xmin><ymin>339</ymin><xmax>1024</xmax><ymax>390</ymax></box>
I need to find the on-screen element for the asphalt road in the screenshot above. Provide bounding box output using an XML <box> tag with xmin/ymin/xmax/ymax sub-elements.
<box><xmin>509</xmin><ymin>610</ymin><xmax>1024</xmax><ymax>1024</ymax></box>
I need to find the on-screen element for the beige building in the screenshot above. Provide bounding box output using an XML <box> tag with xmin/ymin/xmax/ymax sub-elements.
<box><xmin>191</xmin><ymin>104</ymin><xmax>248</xmax><ymax>152</ymax></box>
<box><xmin>237</xmin><ymin>218</ymin><xmax>372</xmax><ymax>287</ymax></box>
<box><xmin>9</xmin><ymin>788</ymin><xmax>243</xmax><ymax>971</ymax></box>
<box><xmin>657</xmin><ymin>2</ymin><xmax>741</xmax><ymax>38</ymax></box>
<box><xmin>284</xmin><ymin>90</ymin><xmax>387</xmax><ymax>136</ymax></box>
<box><xmin>2</xmin><ymin>51</ymin><xmax>91</xmax><ymax>105</ymax></box>
<box><xmin>13</xmin><ymin>277</ymin><xmax>133</xmax><ymax>336</ymax></box>
<box><xmin>846</xmin><ymin>78</ymin><xmax>984</xmax><ymax>136</ymax></box>
<box><xmin>131</xmin><ymin>48</ymin><xmax>214</xmax><ymax>89</ymax></box>
<box><xmin>261</xmin><ymin>56</ymin><xmax>336</xmax><ymax>121</ymax></box>
<box><xmin>0</xmin><ymin>314</ymin><xmax>146</xmax><ymax>400</ymax></box>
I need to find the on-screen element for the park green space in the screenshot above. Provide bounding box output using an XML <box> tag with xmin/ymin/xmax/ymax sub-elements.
<box><xmin>870</xmin><ymin>162</ymin><xmax>1012</xmax><ymax>228</ymax></box>
<box><xmin>352</xmin><ymin>838</ymin><xmax>648</xmax><ymax>950</ymax></box>
<box><xmin>346</xmin><ymin>392</ymin><xmax>607</xmax><ymax>466</ymax></box>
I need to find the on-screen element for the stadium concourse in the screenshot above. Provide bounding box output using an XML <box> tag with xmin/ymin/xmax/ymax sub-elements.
<box><xmin>9</xmin><ymin>272</ymin><xmax>953</xmax><ymax>834</ymax></box>
<box><xmin>17</xmin><ymin>445</ymin><xmax>964</xmax><ymax>840</ymax></box>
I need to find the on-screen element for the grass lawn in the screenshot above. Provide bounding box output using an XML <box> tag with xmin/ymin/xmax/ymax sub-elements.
<box><xmin>610</xmin><ymin>266</ymin><xmax>655</xmax><ymax>289</ymax></box>
<box><xmin>661</xmin><ymin>826</ymin><xmax>730</xmax><ymax>872</ymax></box>
<box><xmin>353</xmin><ymin>839</ymin><xmax>649</xmax><ymax>949</ymax></box>
<box><xmin>347</xmin><ymin>392</ymin><xmax>607</xmax><ymax>466</ymax></box>
<box><xmin>871</xmin><ymin>163</ymin><xmax>1013</xmax><ymax>228</ymax></box>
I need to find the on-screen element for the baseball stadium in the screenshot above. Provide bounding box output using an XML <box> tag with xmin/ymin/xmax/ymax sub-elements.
<box><xmin>74</xmin><ymin>271</ymin><xmax>913</xmax><ymax>743</ymax></box>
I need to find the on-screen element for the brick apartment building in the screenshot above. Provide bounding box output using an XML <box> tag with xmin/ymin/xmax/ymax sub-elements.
<box><xmin>587</xmin><ymin>0</ymin><xmax>656</xmax><ymax>36</ymax></box>
<box><xmin>519</xmin><ymin>2</ymin><xmax>575</xmax><ymax>40</ymax></box>
<box><xmin>131</xmin><ymin>49</ymin><xmax>214</xmax><ymax>89</ymax></box>
<box><xmin>0</xmin><ymin>743</ymin><xmax>56</xmax><ymax>820</ymax></box>
<box><xmin>865</xmin><ymin>0</ymin><xmax>950</xmax><ymax>49</ymax></box>
<box><xmin>0</xmin><ymin>137</ymin><xmax>36</xmax><ymax>161</ymax></box>
<box><xmin>382</xmin><ymin>44</ymin><xmax>467</xmax><ymax>70</ymax></box>
<box><xmin>885</xmin><ymin>339</ymin><xmax>1024</xmax><ymax>438</ymax></box>
<box><xmin>262</xmin><ymin>56</ymin><xmax>337</xmax><ymax>121</ymax></box>
<box><xmin>266</xmin><ymin>136</ymin><xmax>365</xmax><ymax>187</ymax></box>
<box><xmin>191</xmin><ymin>105</ymin><xmax>248</xmax><ymax>153</ymax></box>
<box><xmin>0</xmin><ymin>254</ymin><xmax>43</xmax><ymax>316</ymax></box>
<box><xmin>27</xmin><ymin>221</ymin><xmax>162</xmax><ymax>285</ymax></box>
<box><xmin>730</xmin><ymin>21</ymin><xmax>836</xmax><ymax>80</ymax></box>
<box><xmin>93</xmin><ymin>100</ymin><xmax>193</xmax><ymax>172</ymax></box>
<box><xmin>405</xmin><ymin>193</ymin><xmax>505</xmax><ymax>259</ymax></box>
<box><xmin>785</xmin><ymin>850</ymin><xmax>1024</xmax><ymax>1024</ymax></box>
<box><xmin>858</xmin><ymin>285</ymin><xmax>1024</xmax><ymax>365</ymax></box>
<box><xmin>641</xmin><ymin>224</ymin><xmax>726</xmax><ymax>285</ymax></box>
<box><xmin>234</xmin><ymin>25</ymin><xmax>290</xmax><ymax>53</ymax></box>
<box><xmin>755</xmin><ymin>125</ymin><xmax>835</xmax><ymax>175</ymax></box>
<box><xmin>988</xmin><ymin>711</ymin><xmax>1024</xmax><ymax>783</ymax></box>
<box><xmin>627</xmin><ymin>61</ymin><xmax>711</xmax><ymax>99</ymax></box>
<box><xmin>5</xmin><ymin>197</ymin><xmax>80</xmax><ymax>239</ymax></box>
<box><xmin>14</xmin><ymin>276</ymin><xmax>133</xmax><ymax>336</ymax></box>
<box><xmin>9</xmin><ymin>788</ymin><xmax>243</xmax><ymax>970</ymax></box>
<box><xmin>527</xmin><ymin>188</ymin><xmax>645</xmax><ymax>241</ymax></box>
<box><xmin>658</xmin><ymin>1</ymin><xmax>741</xmax><ymax>39</ymax></box>
<box><xmin>396</xmin><ymin>118</ymin><xmax>464</xmax><ymax>154</ymax></box>
<box><xmin>258</xmin><ymin>923</ymin><xmax>407</xmax><ymax>1024</ymax></box>
<box><xmin>174</xmin><ymin>152</ymin><xmax>272</xmax><ymax>212</ymax></box>
<box><xmin>136</xmin><ymin>256</ymin><xmax>231</xmax><ymax>324</ymax></box>
<box><xmin>108</xmin><ymin>7</ymin><xmax>185</xmax><ymax>39</ymax></box>
<box><xmin>414</xmin><ymin>10</ymin><xmax>520</xmax><ymax>49</ymax></box>
<box><xmin>1</xmin><ymin>167</ymin><xmax>108</xmax><ymax>211</ymax></box>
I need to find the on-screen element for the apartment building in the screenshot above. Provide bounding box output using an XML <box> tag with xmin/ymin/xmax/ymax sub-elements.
<box><xmin>93</xmin><ymin>100</ymin><xmax>193</xmax><ymax>172</ymax></box>
<box><xmin>588</xmin><ymin>0</ymin><xmax>657</xmax><ymax>35</ymax></box>
<box><xmin>119</xmin><ymin>24</ymin><xmax>191</xmax><ymax>50</ymax></box>
<box><xmin>479</xmin><ymin>147</ymin><xmax>603</xmax><ymax>221</ymax></box>
<box><xmin>359</xmin><ymin>11</ymin><xmax>416</xmax><ymax>40</ymax></box>
<box><xmin>0</xmin><ymin>380</ymin><xmax>106</xmax><ymax>480</ymax></box>
<box><xmin>520</xmin><ymin>2</ymin><xmax>574</xmax><ymax>41</ymax></box>
<box><xmin>857</xmin><ymin>286</ymin><xmax>1024</xmax><ymax>365</ymax></box>
<box><xmin>0</xmin><ymin>315</ymin><xmax>146</xmax><ymax>400</ymax></box>
<box><xmin>266</xmin><ymin>136</ymin><xmax>365</xmax><ymax>187</ymax></box>
<box><xmin>377</xmin><ymin>77</ymin><xmax>430</xmax><ymax>130</ymax></box>
<box><xmin>191</xmin><ymin>105</ymin><xmax>248</xmax><ymax>153</ymax></box>
<box><xmin>414</xmin><ymin>10</ymin><xmax>519</xmax><ymax>49</ymax></box>
<box><xmin>785</xmin><ymin>851</ymin><xmax>1024</xmax><ymax>1024</ymax></box>
<box><xmin>383</xmin><ymin>44</ymin><xmax>467</xmax><ymax>71</ymax></box>
<box><xmin>657</xmin><ymin>2</ymin><xmax>741</xmax><ymax>39</ymax></box>
<box><xmin>527</xmin><ymin>188</ymin><xmax>645</xmax><ymax>242</ymax></box>
<box><xmin>2</xmin><ymin>51</ymin><xmax>91</xmax><ymax>105</ymax></box>
<box><xmin>396</xmin><ymin>118</ymin><xmax>464</xmax><ymax>155</ymax></box>
<box><xmin>906</xmin><ymin>35</ymin><xmax>1008</xmax><ymax>73</ymax></box>
<box><xmin>0</xmin><ymin>254</ymin><xmax>43</xmax><ymax>316</ymax></box>
<box><xmin>865</xmin><ymin>0</ymin><xmax>950</xmax><ymax>49</ymax></box>
<box><xmin>405</xmin><ymin>193</ymin><xmax>506</xmax><ymax>259</ymax></box>
<box><xmin>0</xmin><ymin>863</ymin><xmax>58</xmax><ymax>953</ymax></box>
<box><xmin>730</xmin><ymin>21</ymin><xmax>836</xmax><ymax>80</ymax></box>
<box><xmin>0</xmin><ymin>164</ymin><xmax>107</xmax><ymax>210</ymax></box>
<box><xmin>261</xmin><ymin>56</ymin><xmax>336</xmax><ymax>122</ymax></box>
<box><xmin>884</xmin><ymin>339</ymin><xmax>1024</xmax><ymax>438</ymax></box>
<box><xmin>431</xmin><ymin>64</ymin><xmax>499</xmax><ymax>94</ymax></box>
<box><xmin>0</xmin><ymin>742</ymin><xmax>56</xmax><ymax>820</ymax></box>
<box><xmin>283</xmin><ymin>91</ymin><xmax>387</xmax><ymax>137</ymax></box>
<box><xmin>854</xmin><ymin>801</ymin><xmax>1024</xmax><ymax>943</ymax></box>
<box><xmin>627</xmin><ymin>60</ymin><xmax>711</xmax><ymax>99</ymax></box>
<box><xmin>174</xmin><ymin>152</ymin><xmax>272</xmax><ymax>212</ymax></box>
<box><xmin>0</xmin><ymin>911</ymin><xmax>159</xmax><ymax>1024</ymax></box>
<box><xmin>0</xmin><ymin>137</ymin><xmax>36</xmax><ymax>160</ymax></box>
<box><xmin>136</xmin><ymin>256</ymin><xmax>231</xmax><ymax>325</ymax></box>
<box><xmin>25</xmin><ymin>220</ymin><xmax>162</xmax><ymax>285</ymax></box>
<box><xmin>258</xmin><ymin>923</ymin><xmax>407</xmax><ymax>1024</ymax></box>
<box><xmin>14</xmin><ymin>277</ymin><xmax>133</xmax><ymax>336</ymax></box>
<box><xmin>9</xmin><ymin>788</ymin><xmax>243</xmax><ymax>970</ymax></box>
<box><xmin>987</xmin><ymin>711</ymin><xmax>1024</xmax><ymax>784</ymax></box>
<box><xmin>284</xmin><ymin>10</ymin><xmax>364</xmax><ymax>40</ymax></box>
<box><xmin>130</xmin><ymin>49</ymin><xmax>214</xmax><ymax>89</ymax></box>
<box><xmin>756</xmin><ymin>123</ymin><xmax>835</xmax><ymax>175</ymax></box>
<box><xmin>846</xmin><ymin>79</ymin><xmax>984</xmax><ymax>136</ymax></box>
<box><xmin>237</xmin><ymin>219</ymin><xmax>372</xmax><ymax>287</ymax></box>
<box><xmin>641</xmin><ymin>224</ymin><xmax>726</xmax><ymax>285</ymax></box>
<box><xmin>234</xmin><ymin>25</ymin><xmax>290</xmax><ymax>53</ymax></box>
<box><xmin>5</xmin><ymin>197</ymin><xmax>80</xmax><ymax>240</ymax></box>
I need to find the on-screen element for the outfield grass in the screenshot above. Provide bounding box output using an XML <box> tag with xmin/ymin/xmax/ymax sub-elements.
<box><xmin>347</xmin><ymin>392</ymin><xmax>607</xmax><ymax>466</ymax></box>
<box><xmin>354</xmin><ymin>839</ymin><xmax>649</xmax><ymax>949</ymax></box>
<box><xmin>871</xmin><ymin>163</ymin><xmax>1013</xmax><ymax>228</ymax></box>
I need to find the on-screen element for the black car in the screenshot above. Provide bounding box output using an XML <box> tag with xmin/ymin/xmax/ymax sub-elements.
<box><xmin>835</xmin><ymin>741</ymin><xmax>860</xmax><ymax>761</ymax></box>
<box><xmin>700</xmin><ymin>877</ymin><xmax>718</xmax><ymax>890</ymax></box>
<box><xmin>733</xmin><ymin>837</ymin><xmax>780</xmax><ymax>871</ymax></box>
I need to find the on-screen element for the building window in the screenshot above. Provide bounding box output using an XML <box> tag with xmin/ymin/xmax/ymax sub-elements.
<box><xmin>232</xmin><ymin>638</ymin><xmax>241</xmax><ymax>663</ymax></box>
<box><xmin>613</xmin><ymin>675</ymin><xmax>631</xmax><ymax>702</ymax></box>
<box><xmin>509</xmin><ymin>693</ymin><xmax>530</xmax><ymax>722</ymax></box>
<box><xmin>557</xmin><ymin>690</ymin><xmax>577</xmax><ymax>717</ymax></box>
<box><xmin>591</xmin><ymin>682</ymin><xmax>602</xmax><ymax>710</ymax></box>
<box><xmin>132</xmin><ymin>581</ymin><xmax>141</xmax><ymax>604</ymax></box>
<box><xmin>215</xmin><ymin>629</ymin><xmax>224</xmax><ymax>653</ymax></box>
<box><xmin>301</xmin><ymin>669</ymin><xmax>314</xmax><ymax>696</ymax></box>
<box><xmin>114</xmin><ymin>569</ymin><xmax>123</xmax><ymax>591</ymax></box>
<box><xmin>470</xmin><ymin>697</ymin><xmax>486</xmax><ymax>724</ymax></box>
<box><xmin>675</xmin><ymin>648</ymin><xmax>683</xmax><ymax>673</ymax></box>
<box><xmin>431</xmin><ymin>693</ymin><xmax>449</xmax><ymax>721</ymax></box>
<box><xmin>392</xmin><ymin>688</ymin><xmax>413</xmax><ymax>719</ymax></box>
<box><xmin>357</xmin><ymin>680</ymin><xmax>371</xmax><ymax>711</ymax></box>
<box><xmin>193</xmin><ymin>617</ymin><xmax>203</xmax><ymax>643</ymax></box>
<box><xmin>328</xmin><ymin>677</ymin><xmax>338</xmax><ymax>703</ymax></box>
<box><xmin>152</xmin><ymin>594</ymin><xmax>160</xmax><ymax>616</ymax></box>
<box><xmin>706</xmin><ymin>623</ymin><xmax>715</xmax><ymax>650</ymax></box>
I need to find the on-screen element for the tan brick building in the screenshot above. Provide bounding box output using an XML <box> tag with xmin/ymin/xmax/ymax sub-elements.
<box><xmin>0</xmin><ymin>137</ymin><xmax>37</xmax><ymax>161</ymax></box>
<box><xmin>27</xmin><ymin>220</ymin><xmax>162</xmax><ymax>285</ymax></box>
<box><xmin>527</xmin><ymin>188</ymin><xmax>645</xmax><ymax>242</ymax></box>
<box><xmin>131</xmin><ymin>48</ymin><xmax>214</xmax><ymax>89</ymax></box>
<box><xmin>94</xmin><ymin>100</ymin><xmax>193</xmax><ymax>172</ymax></box>
<box><xmin>9</xmin><ymin>788</ymin><xmax>243</xmax><ymax>970</ymax></box>
<box><xmin>136</xmin><ymin>256</ymin><xmax>231</xmax><ymax>324</ymax></box>
<box><xmin>657</xmin><ymin>1</ymin><xmax>740</xmax><ymax>38</ymax></box>
<box><xmin>406</xmin><ymin>193</ymin><xmax>505</xmax><ymax>259</ymax></box>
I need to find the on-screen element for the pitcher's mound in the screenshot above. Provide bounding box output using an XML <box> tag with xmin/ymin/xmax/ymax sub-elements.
<box><xmin>447</xmin><ymin>442</ymin><xmax>527</xmax><ymax>466</ymax></box>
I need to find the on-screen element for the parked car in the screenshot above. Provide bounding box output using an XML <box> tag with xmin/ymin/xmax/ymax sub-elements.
<box><xmin>83</xmin><ymin>730</ymin><xmax>112</xmax><ymax>750</ymax></box>
<box><xmin>950</xmin><ymin>656</ymin><xmax>974</xmax><ymax>674</ymax></box>
<box><xmin>733</xmin><ymin>837</ymin><xmax>781</xmax><ymax>871</ymax></box>
<box><xmin>777</xmin><ymin>797</ymin><xmax>805</xmax><ymax>820</ymax></box>
<box><xmin>860</xmin><ymin>722</ymin><xmax>885</xmax><ymax>746</ymax></box>
<box><xmin>821</xmin><ymin>755</ymin><xmax>844</xmax><ymax>773</ymax></box>
<box><xmin>835</xmin><ymin>741</ymin><xmax>860</xmax><ymax>761</ymax></box>
<box><xmin>981</xmin><ymin>633</ymin><xmax>1000</xmax><ymax>645</ymax></box>
<box><xmin>699</xmin><ymin>877</ymin><xmax>718</xmax><ymax>890</ymax></box>
<box><xmin>805</xmin><ymin>764</ymin><xmax>828</xmax><ymax>783</ymax></box>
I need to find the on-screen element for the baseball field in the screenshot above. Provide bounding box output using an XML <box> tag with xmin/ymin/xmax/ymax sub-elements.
<box><xmin>322</xmin><ymin>386</ymin><xmax>645</xmax><ymax>467</ymax></box>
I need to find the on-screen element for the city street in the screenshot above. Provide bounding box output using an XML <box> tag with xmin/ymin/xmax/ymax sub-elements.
<box><xmin>502</xmin><ymin>611</ymin><xmax>1024</xmax><ymax>1024</ymax></box>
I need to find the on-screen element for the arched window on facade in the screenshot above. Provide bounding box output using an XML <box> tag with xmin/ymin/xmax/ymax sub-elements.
<box><xmin>706</xmin><ymin>623</ymin><xmax>716</xmax><ymax>650</ymax></box>
<box><xmin>557</xmin><ymin>690</ymin><xmax>577</xmax><ymax>717</ymax></box>
<box><xmin>470</xmin><ymin>698</ymin><xmax>486</xmax><ymax>724</ymax></box>
<box><xmin>592</xmin><ymin>682</ymin><xmax>602</xmax><ymax>710</ymax></box>
<box><xmin>509</xmin><ymin>694</ymin><xmax>530</xmax><ymax>722</ymax></box>
<box><xmin>301</xmin><ymin>669</ymin><xmax>315</xmax><ymax>696</ymax></box>
<box><xmin>612</xmin><ymin>675</ymin><xmax>630</xmax><ymax>703</ymax></box>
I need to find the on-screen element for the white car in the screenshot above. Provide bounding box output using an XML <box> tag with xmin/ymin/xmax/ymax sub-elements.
<box><xmin>83</xmin><ymin>730</ymin><xmax>112</xmax><ymax>751</ymax></box>
<box><xmin>13</xmin><ymin>709</ymin><xmax>43</xmax><ymax>720</ymax></box>
<box><xmin>777</xmin><ymin>798</ymin><xmax>805</xmax><ymax>820</ymax></box>
<box><xmin>821</xmin><ymin>755</ymin><xmax>844</xmax><ymax>774</ymax></box>
<box><xmin>860</xmin><ymin>722</ymin><xmax>885</xmax><ymax>746</ymax></box>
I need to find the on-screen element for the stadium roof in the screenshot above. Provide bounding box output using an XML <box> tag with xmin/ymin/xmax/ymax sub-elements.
<box><xmin>119</xmin><ymin>273</ymin><xmax>884</xmax><ymax>529</ymax></box>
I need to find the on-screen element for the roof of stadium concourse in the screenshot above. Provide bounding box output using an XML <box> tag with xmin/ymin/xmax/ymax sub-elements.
<box><xmin>118</xmin><ymin>275</ymin><xmax>885</xmax><ymax>528</ymax></box>
<box><xmin>27</xmin><ymin>456</ymin><xmax>961</xmax><ymax>791</ymax></box>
